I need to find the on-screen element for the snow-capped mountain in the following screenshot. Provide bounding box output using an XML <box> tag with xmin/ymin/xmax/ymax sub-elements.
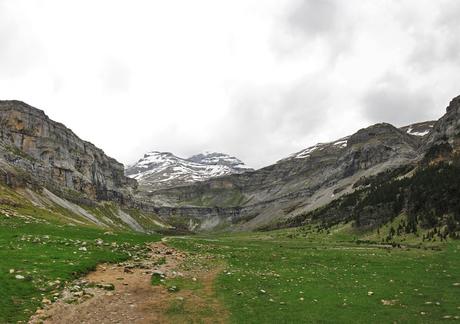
<box><xmin>188</xmin><ymin>152</ymin><xmax>251</xmax><ymax>170</ymax></box>
<box><xmin>279</xmin><ymin>121</ymin><xmax>436</xmax><ymax>163</ymax></box>
<box><xmin>125</xmin><ymin>151</ymin><xmax>253</xmax><ymax>191</ymax></box>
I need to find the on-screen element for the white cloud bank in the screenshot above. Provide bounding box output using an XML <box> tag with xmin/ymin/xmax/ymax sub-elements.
<box><xmin>0</xmin><ymin>0</ymin><xmax>459</xmax><ymax>168</ymax></box>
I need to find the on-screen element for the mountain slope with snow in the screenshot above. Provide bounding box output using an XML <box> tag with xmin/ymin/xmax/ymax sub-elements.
<box><xmin>146</xmin><ymin>121</ymin><xmax>431</xmax><ymax>231</ymax></box>
<box><xmin>280</xmin><ymin>121</ymin><xmax>435</xmax><ymax>163</ymax></box>
<box><xmin>125</xmin><ymin>151</ymin><xmax>253</xmax><ymax>191</ymax></box>
<box><xmin>279</xmin><ymin>136</ymin><xmax>350</xmax><ymax>163</ymax></box>
<box><xmin>399</xmin><ymin>121</ymin><xmax>435</xmax><ymax>137</ymax></box>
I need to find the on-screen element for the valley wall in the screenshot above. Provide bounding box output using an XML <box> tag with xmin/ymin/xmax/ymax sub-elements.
<box><xmin>1</xmin><ymin>97</ymin><xmax>457</xmax><ymax>233</ymax></box>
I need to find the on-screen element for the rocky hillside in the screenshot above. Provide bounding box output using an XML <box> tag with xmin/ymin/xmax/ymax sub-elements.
<box><xmin>0</xmin><ymin>101</ymin><xmax>169</xmax><ymax>233</ymax></box>
<box><xmin>1</xmin><ymin>96</ymin><xmax>458</xmax><ymax>235</ymax></box>
<box><xmin>143</xmin><ymin>121</ymin><xmax>428</xmax><ymax>231</ymax></box>
<box><xmin>423</xmin><ymin>95</ymin><xmax>460</xmax><ymax>153</ymax></box>
<box><xmin>0</xmin><ymin>101</ymin><xmax>137</xmax><ymax>201</ymax></box>
<box><xmin>400</xmin><ymin>121</ymin><xmax>435</xmax><ymax>137</ymax></box>
<box><xmin>125</xmin><ymin>151</ymin><xmax>252</xmax><ymax>191</ymax></box>
<box><xmin>277</xmin><ymin>96</ymin><xmax>460</xmax><ymax>241</ymax></box>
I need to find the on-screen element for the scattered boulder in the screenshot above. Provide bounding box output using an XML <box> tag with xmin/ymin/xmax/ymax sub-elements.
<box><xmin>168</xmin><ymin>286</ymin><xmax>179</xmax><ymax>292</ymax></box>
<box><xmin>153</xmin><ymin>270</ymin><xmax>165</xmax><ymax>277</ymax></box>
<box><xmin>381</xmin><ymin>299</ymin><xmax>398</xmax><ymax>306</ymax></box>
<box><xmin>96</xmin><ymin>283</ymin><xmax>115</xmax><ymax>291</ymax></box>
<box><xmin>42</xmin><ymin>298</ymin><xmax>52</xmax><ymax>305</ymax></box>
<box><xmin>73</xmin><ymin>291</ymin><xmax>84</xmax><ymax>297</ymax></box>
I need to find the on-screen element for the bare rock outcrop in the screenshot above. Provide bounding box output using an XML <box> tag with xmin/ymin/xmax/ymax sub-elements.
<box><xmin>0</xmin><ymin>100</ymin><xmax>136</xmax><ymax>203</ymax></box>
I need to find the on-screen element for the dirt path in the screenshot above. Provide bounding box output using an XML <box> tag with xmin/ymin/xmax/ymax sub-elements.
<box><xmin>29</xmin><ymin>242</ymin><xmax>228</xmax><ymax>324</ymax></box>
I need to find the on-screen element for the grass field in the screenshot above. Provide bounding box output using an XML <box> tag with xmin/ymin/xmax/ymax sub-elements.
<box><xmin>169</xmin><ymin>231</ymin><xmax>460</xmax><ymax>323</ymax></box>
<box><xmin>1</xmin><ymin>204</ymin><xmax>459</xmax><ymax>323</ymax></box>
<box><xmin>0</xmin><ymin>215</ymin><xmax>160</xmax><ymax>323</ymax></box>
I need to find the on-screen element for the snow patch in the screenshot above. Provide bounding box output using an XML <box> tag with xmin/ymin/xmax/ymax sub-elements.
<box><xmin>294</xmin><ymin>145</ymin><xmax>321</xmax><ymax>159</ymax></box>
<box><xmin>406</xmin><ymin>128</ymin><xmax>430</xmax><ymax>136</ymax></box>
<box><xmin>333</xmin><ymin>139</ymin><xmax>348</xmax><ymax>148</ymax></box>
<box><xmin>290</xmin><ymin>137</ymin><xmax>349</xmax><ymax>160</ymax></box>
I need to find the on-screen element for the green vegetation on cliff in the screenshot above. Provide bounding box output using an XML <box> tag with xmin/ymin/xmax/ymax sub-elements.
<box><xmin>278</xmin><ymin>158</ymin><xmax>460</xmax><ymax>243</ymax></box>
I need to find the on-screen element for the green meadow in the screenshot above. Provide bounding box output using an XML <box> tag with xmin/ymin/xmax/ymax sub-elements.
<box><xmin>168</xmin><ymin>231</ymin><xmax>460</xmax><ymax>324</ymax></box>
<box><xmin>1</xmin><ymin>206</ymin><xmax>459</xmax><ymax>323</ymax></box>
<box><xmin>0</xmin><ymin>215</ymin><xmax>160</xmax><ymax>323</ymax></box>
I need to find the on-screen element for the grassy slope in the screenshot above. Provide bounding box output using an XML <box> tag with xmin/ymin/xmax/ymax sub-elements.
<box><xmin>0</xmin><ymin>183</ymin><xmax>175</xmax><ymax>323</ymax></box>
<box><xmin>0</xmin><ymin>214</ymin><xmax>160</xmax><ymax>323</ymax></box>
<box><xmin>179</xmin><ymin>189</ymin><xmax>247</xmax><ymax>208</ymax></box>
<box><xmin>169</xmin><ymin>231</ymin><xmax>460</xmax><ymax>324</ymax></box>
<box><xmin>273</xmin><ymin>218</ymin><xmax>447</xmax><ymax>246</ymax></box>
<box><xmin>1</xmin><ymin>182</ymin><xmax>460</xmax><ymax>323</ymax></box>
<box><xmin>0</xmin><ymin>181</ymin><xmax>168</xmax><ymax>234</ymax></box>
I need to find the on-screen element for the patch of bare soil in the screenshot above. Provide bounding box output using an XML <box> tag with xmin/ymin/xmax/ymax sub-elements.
<box><xmin>29</xmin><ymin>242</ymin><xmax>227</xmax><ymax>324</ymax></box>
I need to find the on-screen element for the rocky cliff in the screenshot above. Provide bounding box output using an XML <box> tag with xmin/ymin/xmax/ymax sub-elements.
<box><xmin>0</xmin><ymin>100</ymin><xmax>137</xmax><ymax>202</ymax></box>
<box><xmin>423</xmin><ymin>95</ymin><xmax>460</xmax><ymax>155</ymax></box>
<box><xmin>277</xmin><ymin>97</ymin><xmax>460</xmax><ymax>238</ymax></box>
<box><xmin>0</xmin><ymin>97</ymin><xmax>455</xmax><ymax>234</ymax></box>
<box><xmin>141</xmin><ymin>121</ymin><xmax>429</xmax><ymax>231</ymax></box>
<box><xmin>0</xmin><ymin>101</ymin><xmax>172</xmax><ymax>234</ymax></box>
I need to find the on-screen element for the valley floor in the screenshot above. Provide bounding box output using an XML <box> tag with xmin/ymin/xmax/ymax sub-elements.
<box><xmin>1</xmin><ymin>216</ymin><xmax>459</xmax><ymax>323</ymax></box>
<box><xmin>168</xmin><ymin>233</ymin><xmax>460</xmax><ymax>324</ymax></box>
<box><xmin>29</xmin><ymin>242</ymin><xmax>227</xmax><ymax>324</ymax></box>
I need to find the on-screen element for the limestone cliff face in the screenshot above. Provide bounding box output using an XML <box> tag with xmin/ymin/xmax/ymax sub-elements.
<box><xmin>424</xmin><ymin>95</ymin><xmax>460</xmax><ymax>154</ymax></box>
<box><xmin>142</xmin><ymin>122</ymin><xmax>426</xmax><ymax>230</ymax></box>
<box><xmin>0</xmin><ymin>100</ymin><xmax>136</xmax><ymax>202</ymax></box>
<box><xmin>0</xmin><ymin>97</ymin><xmax>454</xmax><ymax>233</ymax></box>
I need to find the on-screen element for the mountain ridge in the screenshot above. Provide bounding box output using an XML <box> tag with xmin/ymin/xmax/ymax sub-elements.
<box><xmin>0</xmin><ymin>97</ymin><xmax>454</xmax><ymax>234</ymax></box>
<box><xmin>0</xmin><ymin>100</ymin><xmax>170</xmax><ymax>233</ymax></box>
<box><xmin>139</xmin><ymin>120</ymin><xmax>437</xmax><ymax>231</ymax></box>
<box><xmin>125</xmin><ymin>151</ymin><xmax>253</xmax><ymax>191</ymax></box>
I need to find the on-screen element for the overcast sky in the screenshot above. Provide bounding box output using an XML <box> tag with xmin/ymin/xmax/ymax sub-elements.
<box><xmin>1</xmin><ymin>0</ymin><xmax>460</xmax><ymax>168</ymax></box>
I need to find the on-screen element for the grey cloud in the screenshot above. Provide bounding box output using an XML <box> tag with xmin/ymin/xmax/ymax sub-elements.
<box><xmin>276</xmin><ymin>0</ymin><xmax>354</xmax><ymax>60</ymax></box>
<box><xmin>408</xmin><ymin>2</ymin><xmax>460</xmax><ymax>70</ymax></box>
<box><xmin>409</xmin><ymin>34</ymin><xmax>441</xmax><ymax>71</ymax></box>
<box><xmin>210</xmin><ymin>78</ymin><xmax>332</xmax><ymax>167</ymax></box>
<box><xmin>0</xmin><ymin>3</ymin><xmax>41</xmax><ymax>78</ymax></box>
<box><xmin>3</xmin><ymin>1</ymin><xmax>459</xmax><ymax>171</ymax></box>
<box><xmin>439</xmin><ymin>1</ymin><xmax>460</xmax><ymax>30</ymax></box>
<box><xmin>287</xmin><ymin>0</ymin><xmax>339</xmax><ymax>37</ymax></box>
<box><xmin>100</xmin><ymin>59</ymin><xmax>131</xmax><ymax>93</ymax></box>
<box><xmin>409</xmin><ymin>33</ymin><xmax>460</xmax><ymax>71</ymax></box>
<box><xmin>362</xmin><ymin>74</ymin><xmax>435</xmax><ymax>127</ymax></box>
<box><xmin>437</xmin><ymin>2</ymin><xmax>460</xmax><ymax>63</ymax></box>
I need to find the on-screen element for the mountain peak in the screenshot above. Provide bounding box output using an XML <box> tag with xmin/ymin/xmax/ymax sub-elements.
<box><xmin>125</xmin><ymin>151</ymin><xmax>253</xmax><ymax>191</ymax></box>
<box><xmin>187</xmin><ymin>152</ymin><xmax>250</xmax><ymax>169</ymax></box>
